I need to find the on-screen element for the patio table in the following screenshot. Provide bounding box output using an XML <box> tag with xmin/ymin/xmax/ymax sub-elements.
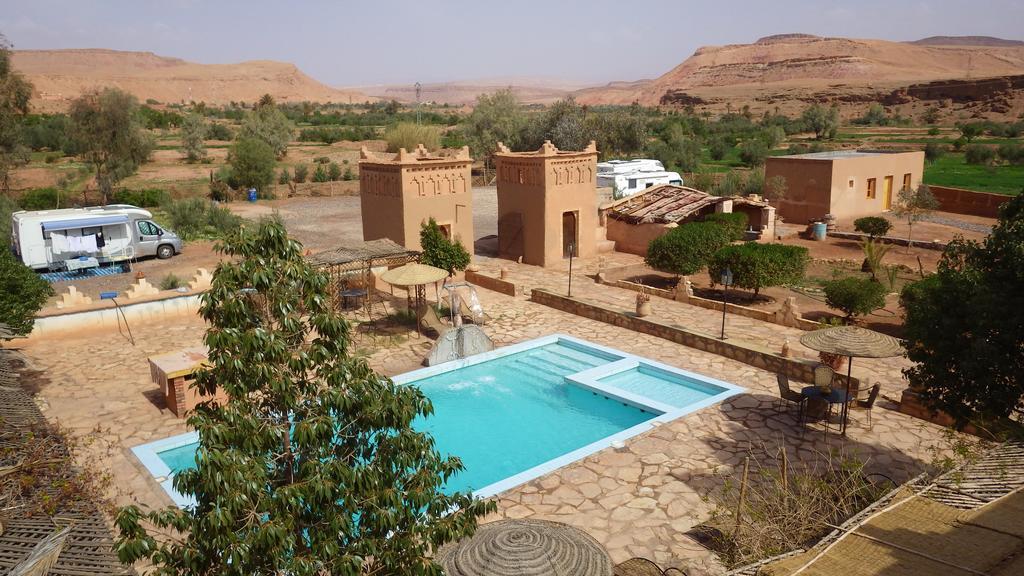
<box><xmin>800</xmin><ymin>386</ymin><xmax>848</xmax><ymax>434</ymax></box>
<box><xmin>64</xmin><ymin>256</ymin><xmax>99</xmax><ymax>273</ymax></box>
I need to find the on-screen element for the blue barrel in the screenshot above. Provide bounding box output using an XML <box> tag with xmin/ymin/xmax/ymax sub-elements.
<box><xmin>247</xmin><ymin>188</ymin><xmax>257</xmax><ymax>202</ymax></box>
<box><xmin>813</xmin><ymin>222</ymin><xmax>828</xmax><ymax>241</ymax></box>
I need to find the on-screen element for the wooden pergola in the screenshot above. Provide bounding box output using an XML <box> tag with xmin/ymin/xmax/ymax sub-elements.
<box><xmin>304</xmin><ymin>239</ymin><xmax>420</xmax><ymax>318</ymax></box>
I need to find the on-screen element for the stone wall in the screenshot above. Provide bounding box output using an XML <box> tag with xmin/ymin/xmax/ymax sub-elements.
<box><xmin>531</xmin><ymin>288</ymin><xmax>858</xmax><ymax>389</ymax></box>
<box><xmin>928</xmin><ymin>185</ymin><xmax>1011</xmax><ymax>219</ymax></box>
<box><xmin>465</xmin><ymin>269</ymin><xmax>519</xmax><ymax>297</ymax></box>
<box><xmin>827</xmin><ymin>230</ymin><xmax>947</xmax><ymax>251</ymax></box>
<box><xmin>29</xmin><ymin>293</ymin><xmax>203</xmax><ymax>341</ymax></box>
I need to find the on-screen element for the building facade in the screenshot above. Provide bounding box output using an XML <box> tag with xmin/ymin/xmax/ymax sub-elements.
<box><xmin>494</xmin><ymin>140</ymin><xmax>599</xmax><ymax>267</ymax></box>
<box><xmin>765</xmin><ymin>150</ymin><xmax>925</xmax><ymax>224</ymax></box>
<box><xmin>359</xmin><ymin>144</ymin><xmax>474</xmax><ymax>253</ymax></box>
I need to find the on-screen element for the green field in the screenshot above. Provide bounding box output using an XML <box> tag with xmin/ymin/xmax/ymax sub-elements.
<box><xmin>924</xmin><ymin>154</ymin><xmax>1024</xmax><ymax>196</ymax></box>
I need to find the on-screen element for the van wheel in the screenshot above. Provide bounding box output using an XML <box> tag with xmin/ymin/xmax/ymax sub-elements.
<box><xmin>157</xmin><ymin>244</ymin><xmax>175</xmax><ymax>259</ymax></box>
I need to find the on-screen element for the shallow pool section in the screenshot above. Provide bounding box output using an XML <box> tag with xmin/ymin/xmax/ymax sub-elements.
<box><xmin>132</xmin><ymin>334</ymin><xmax>743</xmax><ymax>506</ymax></box>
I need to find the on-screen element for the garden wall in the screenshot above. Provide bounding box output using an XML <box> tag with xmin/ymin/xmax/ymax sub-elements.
<box><xmin>465</xmin><ymin>269</ymin><xmax>519</xmax><ymax>297</ymax></box>
<box><xmin>928</xmin><ymin>185</ymin><xmax>1011</xmax><ymax>219</ymax></box>
<box><xmin>826</xmin><ymin>231</ymin><xmax>947</xmax><ymax>251</ymax></box>
<box><xmin>531</xmin><ymin>288</ymin><xmax>858</xmax><ymax>389</ymax></box>
<box><xmin>28</xmin><ymin>293</ymin><xmax>203</xmax><ymax>341</ymax></box>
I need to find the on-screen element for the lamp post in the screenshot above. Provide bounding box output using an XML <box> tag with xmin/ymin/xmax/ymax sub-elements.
<box><xmin>719</xmin><ymin>266</ymin><xmax>733</xmax><ymax>340</ymax></box>
<box><xmin>567</xmin><ymin>242</ymin><xmax>575</xmax><ymax>297</ymax></box>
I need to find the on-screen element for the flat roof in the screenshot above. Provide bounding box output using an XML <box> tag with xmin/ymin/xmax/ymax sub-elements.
<box><xmin>778</xmin><ymin>150</ymin><xmax>917</xmax><ymax>160</ymax></box>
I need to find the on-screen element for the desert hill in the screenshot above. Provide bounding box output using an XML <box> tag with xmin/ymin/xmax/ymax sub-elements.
<box><xmin>12</xmin><ymin>49</ymin><xmax>375</xmax><ymax>111</ymax></box>
<box><xmin>356</xmin><ymin>77</ymin><xmax>594</xmax><ymax>106</ymax></box>
<box><xmin>911</xmin><ymin>36</ymin><xmax>1024</xmax><ymax>47</ymax></box>
<box><xmin>574</xmin><ymin>34</ymin><xmax>1024</xmax><ymax>117</ymax></box>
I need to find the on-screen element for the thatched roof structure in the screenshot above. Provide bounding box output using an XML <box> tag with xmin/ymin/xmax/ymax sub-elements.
<box><xmin>305</xmin><ymin>238</ymin><xmax>419</xmax><ymax>272</ymax></box>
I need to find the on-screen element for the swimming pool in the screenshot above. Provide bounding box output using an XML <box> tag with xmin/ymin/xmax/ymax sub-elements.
<box><xmin>132</xmin><ymin>334</ymin><xmax>743</xmax><ymax>507</ymax></box>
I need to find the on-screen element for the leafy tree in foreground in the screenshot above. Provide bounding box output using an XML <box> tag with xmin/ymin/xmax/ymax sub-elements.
<box><xmin>68</xmin><ymin>87</ymin><xmax>155</xmax><ymax>204</ymax></box>
<box><xmin>420</xmin><ymin>217</ymin><xmax>470</xmax><ymax>276</ymax></box>
<box><xmin>645</xmin><ymin>221</ymin><xmax>735</xmax><ymax>277</ymax></box>
<box><xmin>900</xmin><ymin>194</ymin><xmax>1024</xmax><ymax>427</ymax></box>
<box><xmin>707</xmin><ymin>243</ymin><xmax>809</xmax><ymax>296</ymax></box>
<box><xmin>115</xmin><ymin>220</ymin><xmax>493</xmax><ymax>574</ymax></box>
<box><xmin>0</xmin><ymin>250</ymin><xmax>53</xmax><ymax>336</ymax></box>
<box><xmin>892</xmin><ymin>184</ymin><xmax>940</xmax><ymax>251</ymax></box>
<box><xmin>823</xmin><ymin>277</ymin><xmax>887</xmax><ymax>322</ymax></box>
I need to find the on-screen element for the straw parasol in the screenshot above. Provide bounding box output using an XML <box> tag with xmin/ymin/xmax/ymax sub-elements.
<box><xmin>800</xmin><ymin>325</ymin><xmax>903</xmax><ymax>435</ymax></box>
<box><xmin>379</xmin><ymin>263</ymin><xmax>449</xmax><ymax>333</ymax></box>
<box><xmin>437</xmin><ymin>519</ymin><xmax>613</xmax><ymax>576</ymax></box>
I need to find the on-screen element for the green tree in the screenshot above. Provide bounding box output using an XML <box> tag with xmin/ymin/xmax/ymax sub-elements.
<box><xmin>892</xmin><ymin>184</ymin><xmax>940</xmax><ymax>250</ymax></box>
<box><xmin>239</xmin><ymin>104</ymin><xmax>294</xmax><ymax>158</ymax></box>
<box><xmin>420</xmin><ymin>217</ymin><xmax>471</xmax><ymax>275</ymax></box>
<box><xmin>924</xmin><ymin>142</ymin><xmax>945</xmax><ymax>163</ymax></box>
<box><xmin>957</xmin><ymin>122</ymin><xmax>983</xmax><ymax>142</ymax></box>
<box><xmin>68</xmin><ymin>88</ymin><xmax>155</xmax><ymax>204</ymax></box>
<box><xmin>645</xmin><ymin>222</ymin><xmax>735</xmax><ymax>277</ymax></box>
<box><xmin>964</xmin><ymin>144</ymin><xmax>996</xmax><ymax>165</ymax></box>
<box><xmin>180</xmin><ymin>113</ymin><xmax>207</xmax><ymax>163</ymax></box>
<box><xmin>738</xmin><ymin>139</ymin><xmax>769</xmax><ymax>167</ymax></box>
<box><xmin>226</xmin><ymin>137</ymin><xmax>276</xmax><ymax>194</ymax></box>
<box><xmin>823</xmin><ymin>277</ymin><xmax>887</xmax><ymax>322</ymax></box>
<box><xmin>278</xmin><ymin>167</ymin><xmax>291</xmax><ymax>185</ymax></box>
<box><xmin>707</xmin><ymin>243</ymin><xmax>809</xmax><ymax>296</ymax></box>
<box><xmin>0</xmin><ymin>250</ymin><xmax>54</xmax><ymax>336</ymax></box>
<box><xmin>853</xmin><ymin>216</ymin><xmax>892</xmax><ymax>238</ymax></box>
<box><xmin>860</xmin><ymin>103</ymin><xmax>888</xmax><ymax>126</ymax></box>
<box><xmin>327</xmin><ymin>161</ymin><xmax>342</xmax><ymax>181</ymax></box>
<box><xmin>900</xmin><ymin>194</ymin><xmax>1024</xmax><ymax>426</ymax></box>
<box><xmin>312</xmin><ymin>163</ymin><xmax>329</xmax><ymax>183</ymax></box>
<box><xmin>0</xmin><ymin>34</ymin><xmax>32</xmax><ymax>194</ymax></box>
<box><xmin>801</xmin><ymin>104</ymin><xmax>840</xmax><ymax>140</ymax></box>
<box><xmin>115</xmin><ymin>220</ymin><xmax>493</xmax><ymax>573</ymax></box>
<box><xmin>293</xmin><ymin>163</ymin><xmax>308</xmax><ymax>183</ymax></box>
<box><xmin>708</xmin><ymin>137</ymin><xmax>730</xmax><ymax>161</ymax></box>
<box><xmin>462</xmin><ymin>89</ymin><xmax>527</xmax><ymax>164</ymax></box>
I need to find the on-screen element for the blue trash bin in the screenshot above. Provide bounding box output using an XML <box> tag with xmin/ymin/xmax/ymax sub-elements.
<box><xmin>247</xmin><ymin>188</ymin><xmax>257</xmax><ymax>202</ymax></box>
<box><xmin>813</xmin><ymin>222</ymin><xmax>828</xmax><ymax>241</ymax></box>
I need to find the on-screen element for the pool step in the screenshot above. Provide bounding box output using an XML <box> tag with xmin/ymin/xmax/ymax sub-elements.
<box><xmin>512</xmin><ymin>358</ymin><xmax>568</xmax><ymax>381</ymax></box>
<box><xmin>542</xmin><ymin>346</ymin><xmax>607</xmax><ymax>369</ymax></box>
<box><xmin>527</xmin><ymin>353</ymin><xmax>592</xmax><ymax>375</ymax></box>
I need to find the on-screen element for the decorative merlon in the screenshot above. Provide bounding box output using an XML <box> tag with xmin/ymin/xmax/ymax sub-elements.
<box><xmin>125</xmin><ymin>278</ymin><xmax>159</xmax><ymax>300</ymax></box>
<box><xmin>189</xmin><ymin>268</ymin><xmax>213</xmax><ymax>291</ymax></box>
<box><xmin>56</xmin><ymin>285</ymin><xmax>92</xmax><ymax>309</ymax></box>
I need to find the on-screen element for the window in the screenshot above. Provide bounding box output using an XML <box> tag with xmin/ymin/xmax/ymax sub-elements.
<box><xmin>645</xmin><ymin>181</ymin><xmax>655</xmax><ymax>188</ymax></box>
<box><xmin>903</xmin><ymin>173</ymin><xmax>912</xmax><ymax>191</ymax></box>
<box><xmin>866</xmin><ymin>178</ymin><xmax>877</xmax><ymax>199</ymax></box>
<box><xmin>138</xmin><ymin>221</ymin><xmax>160</xmax><ymax>236</ymax></box>
<box><xmin>849</xmin><ymin>179</ymin><xmax>855</xmax><ymax>188</ymax></box>
<box><xmin>628</xmin><ymin>178</ymin><xmax>637</xmax><ymax>188</ymax></box>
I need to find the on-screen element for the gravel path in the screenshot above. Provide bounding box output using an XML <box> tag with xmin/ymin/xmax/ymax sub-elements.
<box><xmin>921</xmin><ymin>214</ymin><xmax>993</xmax><ymax>235</ymax></box>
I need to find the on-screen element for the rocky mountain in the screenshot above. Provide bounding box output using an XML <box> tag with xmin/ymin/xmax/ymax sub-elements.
<box><xmin>12</xmin><ymin>49</ymin><xmax>374</xmax><ymax>111</ymax></box>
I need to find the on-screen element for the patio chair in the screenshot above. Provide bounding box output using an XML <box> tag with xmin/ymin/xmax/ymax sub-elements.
<box><xmin>850</xmin><ymin>383</ymin><xmax>882</xmax><ymax>429</ymax></box>
<box><xmin>776</xmin><ymin>373</ymin><xmax>805</xmax><ymax>417</ymax></box>
<box><xmin>417</xmin><ymin>305</ymin><xmax>451</xmax><ymax>338</ymax></box>
<box><xmin>813</xmin><ymin>364</ymin><xmax>835</xmax><ymax>389</ymax></box>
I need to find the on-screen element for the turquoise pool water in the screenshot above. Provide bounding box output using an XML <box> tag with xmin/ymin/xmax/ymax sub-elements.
<box><xmin>146</xmin><ymin>336</ymin><xmax>741</xmax><ymax>503</ymax></box>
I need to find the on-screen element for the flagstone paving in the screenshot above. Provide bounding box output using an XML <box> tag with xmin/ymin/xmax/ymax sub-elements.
<box><xmin>17</xmin><ymin>252</ymin><xmax>956</xmax><ymax>574</ymax></box>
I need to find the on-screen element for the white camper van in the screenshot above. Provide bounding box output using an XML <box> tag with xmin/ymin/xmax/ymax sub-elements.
<box><xmin>597</xmin><ymin>159</ymin><xmax>684</xmax><ymax>197</ymax></box>
<box><xmin>11</xmin><ymin>205</ymin><xmax>183</xmax><ymax>271</ymax></box>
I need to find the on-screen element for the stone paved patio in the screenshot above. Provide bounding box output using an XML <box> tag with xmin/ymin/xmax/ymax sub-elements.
<box><xmin>18</xmin><ymin>253</ymin><xmax>955</xmax><ymax>573</ymax></box>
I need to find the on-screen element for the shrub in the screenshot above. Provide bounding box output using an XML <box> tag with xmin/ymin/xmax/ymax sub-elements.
<box><xmin>823</xmin><ymin>277</ymin><xmax>887</xmax><ymax>321</ymax></box>
<box><xmin>328</xmin><ymin>161</ymin><xmax>342</xmax><ymax>181</ymax></box>
<box><xmin>44</xmin><ymin>152</ymin><xmax>61</xmax><ymax>164</ymax></box>
<box><xmin>924</xmin><ymin>142</ymin><xmax>945</xmax><ymax>163</ymax></box>
<box><xmin>159</xmin><ymin>273</ymin><xmax>183</xmax><ymax>290</ymax></box>
<box><xmin>707</xmin><ymin>243</ymin><xmax>809</xmax><ymax>296</ymax></box>
<box><xmin>384</xmin><ymin>122</ymin><xmax>441</xmax><ymax>153</ymax></box>
<box><xmin>206</xmin><ymin>123</ymin><xmax>233</xmax><ymax>141</ymax></box>
<box><xmin>112</xmin><ymin>188</ymin><xmax>170</xmax><ymax>208</ymax></box>
<box><xmin>702</xmin><ymin>212</ymin><xmax>749</xmax><ymax>241</ymax></box>
<box><xmin>738</xmin><ymin>139</ymin><xmax>769</xmax><ymax>167</ymax></box>
<box><xmin>853</xmin><ymin>216</ymin><xmax>892</xmax><ymax>238</ymax></box>
<box><xmin>278</xmin><ymin>168</ymin><xmax>291</xmax><ymax>185</ymax></box>
<box><xmin>419</xmin><ymin>218</ymin><xmax>470</xmax><ymax>275</ymax></box>
<box><xmin>342</xmin><ymin>166</ymin><xmax>356</xmax><ymax>181</ymax></box>
<box><xmin>997</xmin><ymin>142</ymin><xmax>1024</xmax><ymax>165</ymax></box>
<box><xmin>162</xmin><ymin>197</ymin><xmax>243</xmax><ymax>240</ymax></box>
<box><xmin>964</xmin><ymin>144</ymin><xmax>996</xmax><ymax>165</ymax></box>
<box><xmin>708</xmin><ymin>137</ymin><xmax>730</xmax><ymax>161</ymax></box>
<box><xmin>314</xmin><ymin>156</ymin><xmax>330</xmax><ymax>164</ymax></box>
<box><xmin>293</xmin><ymin>164</ymin><xmax>308</xmax><ymax>183</ymax></box>
<box><xmin>227</xmin><ymin>137</ymin><xmax>276</xmax><ymax>194</ymax></box>
<box><xmin>18</xmin><ymin>188</ymin><xmax>61</xmax><ymax>210</ymax></box>
<box><xmin>312</xmin><ymin>163</ymin><xmax>330</xmax><ymax>183</ymax></box>
<box><xmin>645</xmin><ymin>222</ymin><xmax>734</xmax><ymax>276</ymax></box>
<box><xmin>0</xmin><ymin>250</ymin><xmax>54</xmax><ymax>336</ymax></box>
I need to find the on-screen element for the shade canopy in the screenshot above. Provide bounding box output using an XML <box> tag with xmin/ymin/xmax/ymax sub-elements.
<box><xmin>41</xmin><ymin>214</ymin><xmax>129</xmax><ymax>231</ymax></box>
<box><xmin>378</xmin><ymin>262</ymin><xmax>447</xmax><ymax>287</ymax></box>
<box><xmin>799</xmin><ymin>326</ymin><xmax>904</xmax><ymax>359</ymax></box>
<box><xmin>437</xmin><ymin>519</ymin><xmax>613</xmax><ymax>576</ymax></box>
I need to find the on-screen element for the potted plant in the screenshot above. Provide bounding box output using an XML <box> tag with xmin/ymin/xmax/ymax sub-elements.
<box><xmin>818</xmin><ymin>351</ymin><xmax>846</xmax><ymax>372</ymax></box>
<box><xmin>635</xmin><ymin>286</ymin><xmax>652</xmax><ymax>317</ymax></box>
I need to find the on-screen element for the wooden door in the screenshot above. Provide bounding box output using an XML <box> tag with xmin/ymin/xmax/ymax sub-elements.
<box><xmin>883</xmin><ymin>176</ymin><xmax>894</xmax><ymax>210</ymax></box>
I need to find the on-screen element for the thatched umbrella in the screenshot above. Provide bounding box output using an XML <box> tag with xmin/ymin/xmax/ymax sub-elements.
<box><xmin>378</xmin><ymin>263</ymin><xmax>448</xmax><ymax>333</ymax></box>
<box><xmin>437</xmin><ymin>519</ymin><xmax>613</xmax><ymax>576</ymax></box>
<box><xmin>800</xmin><ymin>326</ymin><xmax>904</xmax><ymax>435</ymax></box>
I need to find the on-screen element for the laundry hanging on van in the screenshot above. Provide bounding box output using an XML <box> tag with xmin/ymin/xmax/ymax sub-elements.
<box><xmin>50</xmin><ymin>232</ymin><xmax>68</xmax><ymax>255</ymax></box>
<box><xmin>80</xmin><ymin>234</ymin><xmax>98</xmax><ymax>252</ymax></box>
<box><xmin>66</xmin><ymin>235</ymin><xmax>83</xmax><ymax>252</ymax></box>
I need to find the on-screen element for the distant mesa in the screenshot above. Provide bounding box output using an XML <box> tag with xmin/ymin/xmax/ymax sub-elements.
<box><xmin>12</xmin><ymin>48</ymin><xmax>376</xmax><ymax>111</ymax></box>
<box><xmin>910</xmin><ymin>36</ymin><xmax>1024</xmax><ymax>47</ymax></box>
<box><xmin>754</xmin><ymin>33</ymin><xmax>822</xmax><ymax>44</ymax></box>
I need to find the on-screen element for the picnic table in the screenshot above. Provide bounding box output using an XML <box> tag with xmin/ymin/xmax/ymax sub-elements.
<box><xmin>64</xmin><ymin>256</ymin><xmax>99</xmax><ymax>273</ymax></box>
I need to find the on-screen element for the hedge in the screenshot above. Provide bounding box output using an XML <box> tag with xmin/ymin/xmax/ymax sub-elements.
<box><xmin>646</xmin><ymin>222</ymin><xmax>735</xmax><ymax>276</ymax></box>
<box><xmin>707</xmin><ymin>243</ymin><xmax>809</xmax><ymax>296</ymax></box>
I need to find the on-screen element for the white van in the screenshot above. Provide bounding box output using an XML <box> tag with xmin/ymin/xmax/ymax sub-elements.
<box><xmin>11</xmin><ymin>205</ymin><xmax>183</xmax><ymax>271</ymax></box>
<box><xmin>597</xmin><ymin>159</ymin><xmax>684</xmax><ymax>197</ymax></box>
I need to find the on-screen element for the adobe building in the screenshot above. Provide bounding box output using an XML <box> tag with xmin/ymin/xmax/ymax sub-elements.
<box><xmin>359</xmin><ymin>144</ymin><xmax>473</xmax><ymax>253</ymax></box>
<box><xmin>600</xmin><ymin>185</ymin><xmax>776</xmax><ymax>256</ymax></box>
<box><xmin>494</xmin><ymin>140</ymin><xmax>600</xmax><ymax>267</ymax></box>
<box><xmin>764</xmin><ymin>150</ymin><xmax>925</xmax><ymax>224</ymax></box>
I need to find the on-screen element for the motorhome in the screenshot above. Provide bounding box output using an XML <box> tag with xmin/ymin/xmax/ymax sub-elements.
<box><xmin>597</xmin><ymin>159</ymin><xmax>684</xmax><ymax>197</ymax></box>
<box><xmin>11</xmin><ymin>205</ymin><xmax>183</xmax><ymax>271</ymax></box>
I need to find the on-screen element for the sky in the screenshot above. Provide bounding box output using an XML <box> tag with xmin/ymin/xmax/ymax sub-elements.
<box><xmin>2</xmin><ymin>0</ymin><xmax>1022</xmax><ymax>87</ymax></box>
